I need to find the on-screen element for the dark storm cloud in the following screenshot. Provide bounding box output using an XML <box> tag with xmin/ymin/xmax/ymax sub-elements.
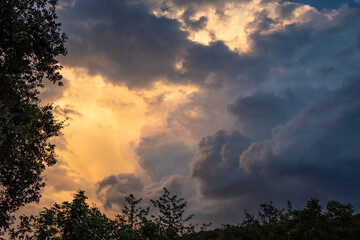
<box><xmin>191</xmin><ymin>75</ymin><xmax>360</xmax><ymax>208</ymax></box>
<box><xmin>181</xmin><ymin>41</ymin><xmax>263</xmax><ymax>88</ymax></box>
<box><xmin>57</xmin><ymin>0</ymin><xmax>360</xmax><ymax>90</ymax></box>
<box><xmin>97</xmin><ymin>173</ymin><xmax>144</xmax><ymax>209</ymax></box>
<box><xmin>190</xmin><ymin>130</ymin><xmax>254</xmax><ymax>198</ymax></box>
<box><xmin>228</xmin><ymin>87</ymin><xmax>324</xmax><ymax>140</ymax></box>
<box><xmin>58</xmin><ymin>0</ymin><xmax>261</xmax><ymax>89</ymax></box>
<box><xmin>240</xmin><ymin>75</ymin><xmax>360</xmax><ymax>176</ymax></box>
<box><xmin>246</xmin><ymin>7</ymin><xmax>360</xmax><ymax>91</ymax></box>
<box><xmin>58</xmin><ymin>0</ymin><xmax>190</xmax><ymax>88</ymax></box>
<box><xmin>185</xmin><ymin>3</ymin><xmax>360</xmax><ymax>219</ymax></box>
<box><xmin>238</xmin><ymin>75</ymin><xmax>360</xmax><ymax>203</ymax></box>
<box><xmin>137</xmin><ymin>134</ymin><xmax>194</xmax><ymax>181</ymax></box>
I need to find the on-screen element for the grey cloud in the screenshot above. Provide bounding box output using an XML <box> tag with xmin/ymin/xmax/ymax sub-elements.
<box><xmin>57</xmin><ymin>0</ymin><xmax>360</xmax><ymax>91</ymax></box>
<box><xmin>181</xmin><ymin>41</ymin><xmax>260</xmax><ymax>88</ymax></box>
<box><xmin>275</xmin><ymin>2</ymin><xmax>301</xmax><ymax>19</ymax></box>
<box><xmin>189</xmin><ymin>75</ymin><xmax>360</xmax><ymax>217</ymax></box>
<box><xmin>96</xmin><ymin>173</ymin><xmax>196</xmax><ymax>211</ymax></box>
<box><xmin>239</xmin><ymin>75</ymin><xmax>360</xmax><ymax>204</ymax></box>
<box><xmin>228</xmin><ymin>87</ymin><xmax>324</xmax><ymax>140</ymax></box>
<box><xmin>97</xmin><ymin>173</ymin><xmax>144</xmax><ymax>209</ymax></box>
<box><xmin>137</xmin><ymin>134</ymin><xmax>195</xmax><ymax>181</ymax></box>
<box><xmin>181</xmin><ymin>9</ymin><xmax>208</xmax><ymax>32</ymax></box>
<box><xmin>59</xmin><ymin>0</ymin><xmax>190</xmax><ymax>88</ymax></box>
<box><xmin>190</xmin><ymin>130</ymin><xmax>254</xmax><ymax>199</ymax></box>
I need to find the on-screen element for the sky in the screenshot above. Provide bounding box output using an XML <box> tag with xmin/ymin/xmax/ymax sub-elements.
<box><xmin>21</xmin><ymin>0</ymin><xmax>360</xmax><ymax>226</ymax></box>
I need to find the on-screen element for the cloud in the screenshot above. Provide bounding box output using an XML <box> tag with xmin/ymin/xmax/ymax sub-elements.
<box><xmin>97</xmin><ymin>173</ymin><xmax>144</xmax><ymax>209</ymax></box>
<box><xmin>96</xmin><ymin>172</ymin><xmax>197</xmax><ymax>212</ymax></box>
<box><xmin>181</xmin><ymin>9</ymin><xmax>208</xmax><ymax>32</ymax></box>
<box><xmin>228</xmin><ymin>87</ymin><xmax>324</xmax><ymax>140</ymax></box>
<box><xmin>57</xmin><ymin>0</ymin><xmax>360</xmax><ymax>92</ymax></box>
<box><xmin>190</xmin><ymin>130</ymin><xmax>254</xmax><ymax>198</ymax></box>
<box><xmin>137</xmin><ymin>134</ymin><xmax>195</xmax><ymax>181</ymax></box>
<box><xmin>247</xmin><ymin>7</ymin><xmax>360</xmax><ymax>89</ymax></box>
<box><xmin>58</xmin><ymin>0</ymin><xmax>190</xmax><ymax>88</ymax></box>
<box><xmin>188</xmin><ymin>75</ymin><xmax>360</xmax><ymax>220</ymax></box>
<box><xmin>239</xmin><ymin>74</ymin><xmax>360</xmax><ymax>203</ymax></box>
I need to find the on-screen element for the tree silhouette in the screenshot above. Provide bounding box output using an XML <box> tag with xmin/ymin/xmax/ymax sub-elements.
<box><xmin>10</xmin><ymin>191</ymin><xmax>360</xmax><ymax>240</ymax></box>
<box><xmin>10</xmin><ymin>191</ymin><xmax>115</xmax><ymax>240</ymax></box>
<box><xmin>0</xmin><ymin>0</ymin><xmax>67</xmax><ymax>232</ymax></box>
<box><xmin>151</xmin><ymin>188</ymin><xmax>195</xmax><ymax>239</ymax></box>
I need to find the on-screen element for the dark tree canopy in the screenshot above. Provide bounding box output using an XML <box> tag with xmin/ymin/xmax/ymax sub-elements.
<box><xmin>0</xmin><ymin>0</ymin><xmax>67</xmax><ymax>232</ymax></box>
<box><xmin>151</xmin><ymin>188</ymin><xmax>195</xmax><ymax>239</ymax></box>
<box><xmin>10</xmin><ymin>190</ymin><xmax>196</xmax><ymax>240</ymax></box>
<box><xmin>10</xmin><ymin>190</ymin><xmax>360</xmax><ymax>240</ymax></box>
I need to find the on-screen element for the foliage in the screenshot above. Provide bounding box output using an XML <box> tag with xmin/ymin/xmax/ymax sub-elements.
<box><xmin>10</xmin><ymin>189</ymin><xmax>196</xmax><ymax>240</ymax></box>
<box><xmin>113</xmin><ymin>194</ymin><xmax>152</xmax><ymax>240</ymax></box>
<box><xmin>151</xmin><ymin>188</ymin><xmax>195</xmax><ymax>239</ymax></box>
<box><xmin>10</xmin><ymin>189</ymin><xmax>360</xmax><ymax>240</ymax></box>
<box><xmin>180</xmin><ymin>199</ymin><xmax>360</xmax><ymax>240</ymax></box>
<box><xmin>118</xmin><ymin>194</ymin><xmax>149</xmax><ymax>229</ymax></box>
<box><xmin>10</xmin><ymin>191</ymin><xmax>115</xmax><ymax>240</ymax></box>
<box><xmin>0</xmin><ymin>0</ymin><xmax>67</xmax><ymax>232</ymax></box>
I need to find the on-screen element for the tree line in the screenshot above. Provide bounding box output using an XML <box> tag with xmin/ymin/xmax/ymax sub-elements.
<box><xmin>9</xmin><ymin>189</ymin><xmax>360</xmax><ymax>240</ymax></box>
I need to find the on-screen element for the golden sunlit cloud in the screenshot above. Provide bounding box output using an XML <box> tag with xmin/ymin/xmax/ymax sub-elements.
<box><xmin>153</xmin><ymin>0</ymin><xmax>317</xmax><ymax>53</ymax></box>
<box><xmin>52</xmin><ymin>67</ymin><xmax>198</xmax><ymax>184</ymax></box>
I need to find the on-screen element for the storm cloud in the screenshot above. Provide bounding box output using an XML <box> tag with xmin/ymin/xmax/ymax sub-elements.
<box><xmin>240</xmin><ymin>75</ymin><xmax>360</xmax><ymax>203</ymax></box>
<box><xmin>191</xmin><ymin>130</ymin><xmax>253</xmax><ymax>199</ymax></box>
<box><xmin>97</xmin><ymin>173</ymin><xmax>144</xmax><ymax>209</ymax></box>
<box><xmin>55</xmin><ymin>0</ymin><xmax>360</xmax><ymax>223</ymax></box>
<box><xmin>228</xmin><ymin>87</ymin><xmax>324</xmax><ymax>140</ymax></box>
<box><xmin>57</xmin><ymin>0</ymin><xmax>360</xmax><ymax>91</ymax></box>
<box><xmin>191</xmin><ymin>75</ymin><xmax>360</xmax><ymax>207</ymax></box>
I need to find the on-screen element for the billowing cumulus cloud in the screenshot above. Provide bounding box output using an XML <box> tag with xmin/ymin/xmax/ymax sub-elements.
<box><xmin>239</xmin><ymin>75</ymin><xmax>360</xmax><ymax>203</ymax></box>
<box><xmin>58</xmin><ymin>0</ymin><xmax>190</xmax><ymax>88</ymax></box>
<box><xmin>228</xmin><ymin>87</ymin><xmax>324</xmax><ymax>140</ymax></box>
<box><xmin>191</xmin><ymin>130</ymin><xmax>253</xmax><ymax>198</ymax></box>
<box><xmin>57</xmin><ymin>0</ymin><xmax>360</xmax><ymax>91</ymax></box>
<box><xmin>97</xmin><ymin>173</ymin><xmax>144</xmax><ymax>209</ymax></box>
<box><xmin>187</xmin><ymin>75</ymin><xmax>360</xmax><ymax>219</ymax></box>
